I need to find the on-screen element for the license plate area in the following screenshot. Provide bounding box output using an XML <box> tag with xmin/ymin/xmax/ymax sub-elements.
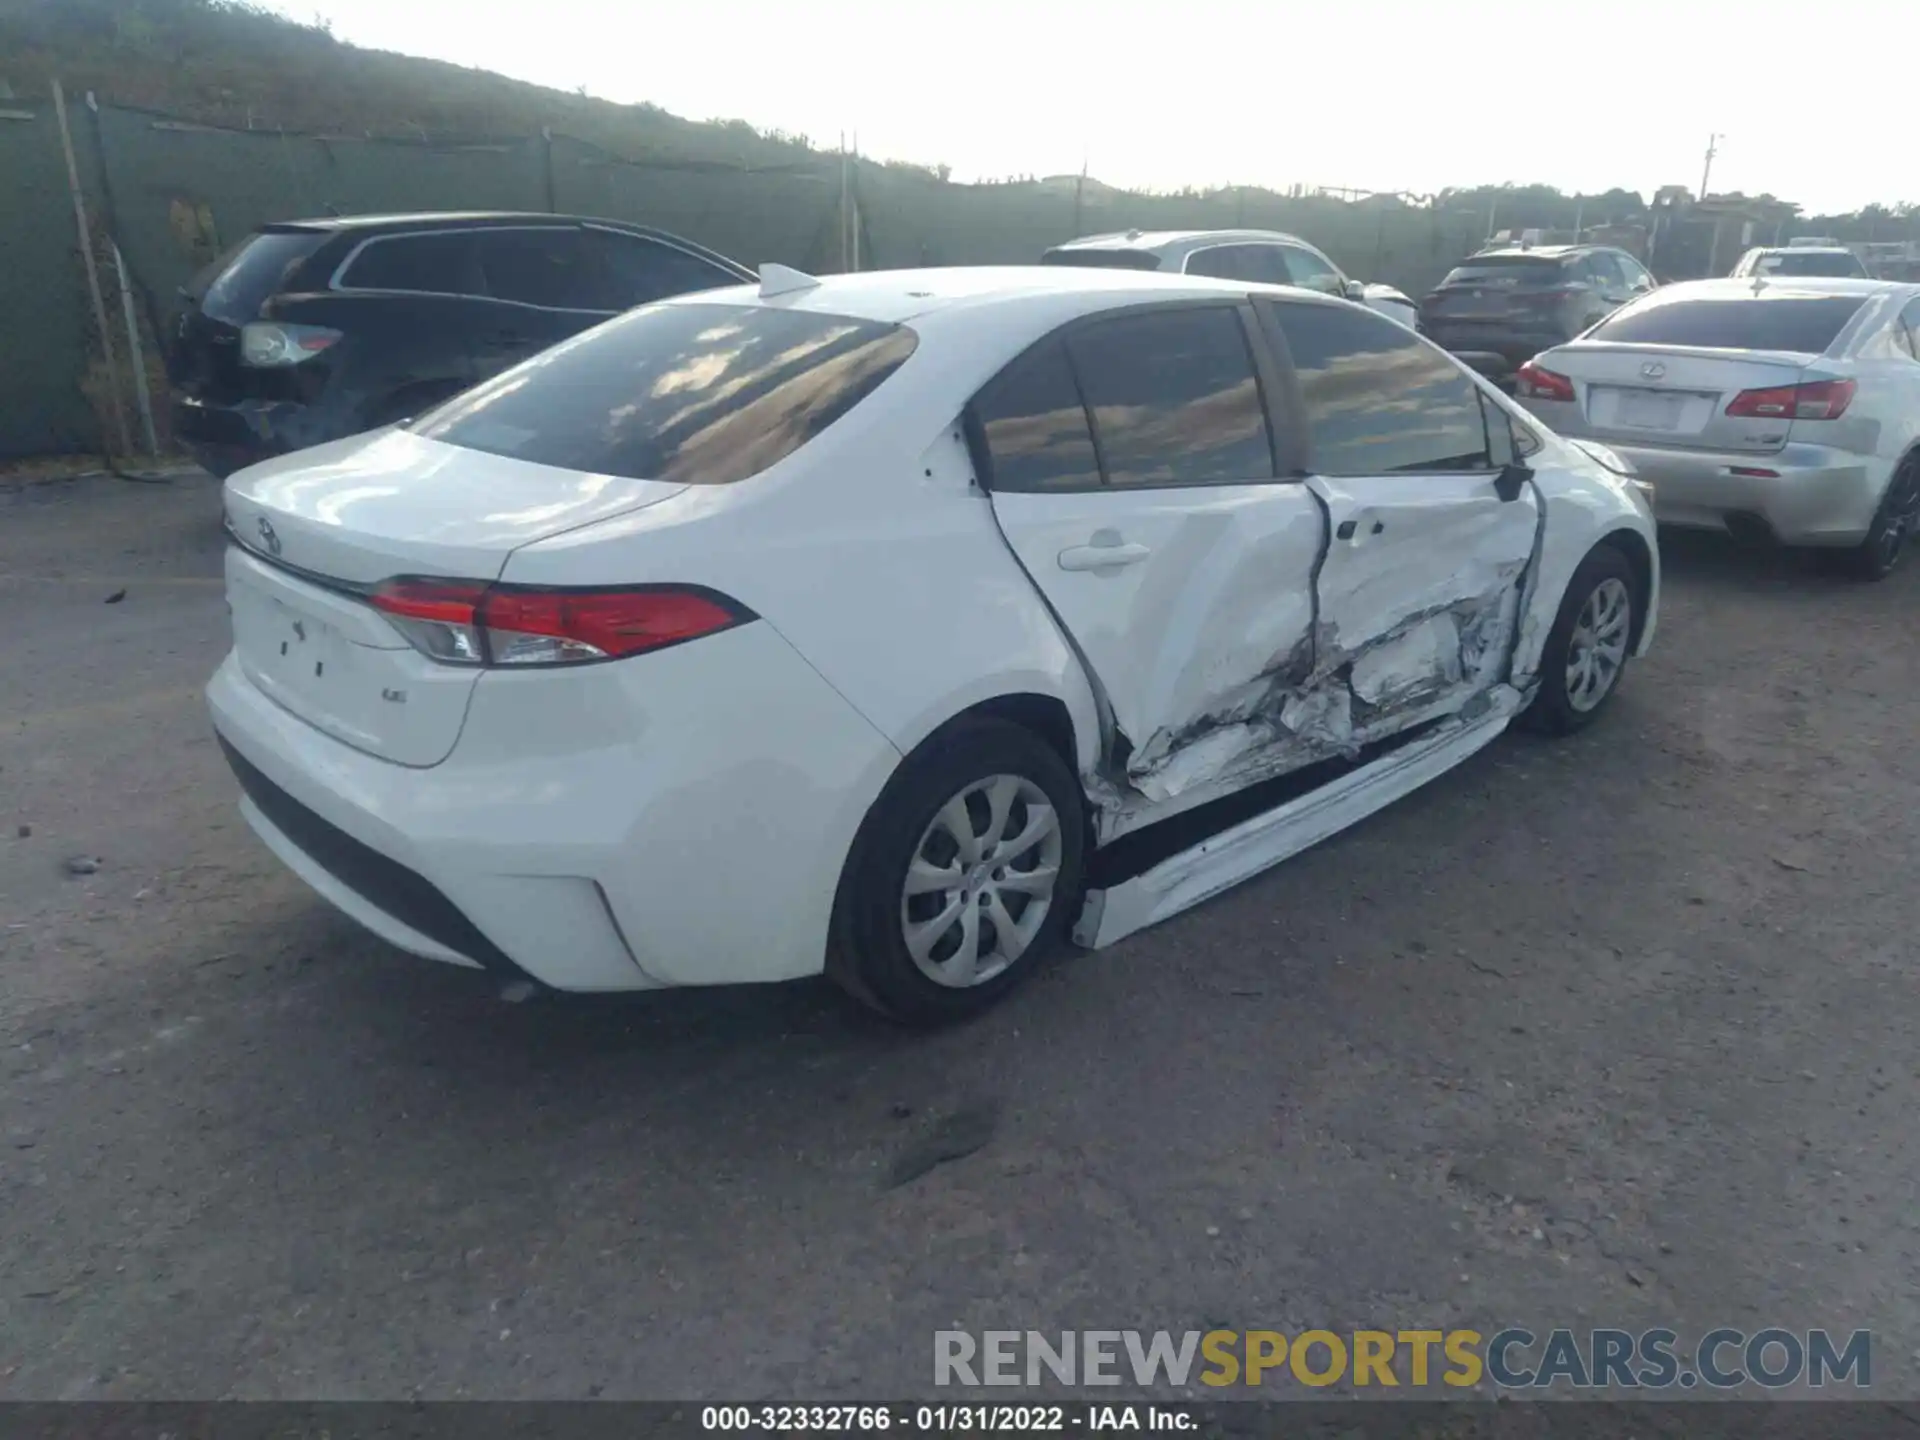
<box><xmin>1593</xmin><ymin>386</ymin><xmax>1710</xmax><ymax>433</ymax></box>
<box><xmin>242</xmin><ymin>594</ymin><xmax>352</xmax><ymax>700</ymax></box>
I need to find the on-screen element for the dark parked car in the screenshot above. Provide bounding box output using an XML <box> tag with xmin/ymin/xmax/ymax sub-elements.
<box><xmin>1417</xmin><ymin>244</ymin><xmax>1657</xmax><ymax>383</ymax></box>
<box><xmin>167</xmin><ymin>212</ymin><xmax>754</xmax><ymax>477</ymax></box>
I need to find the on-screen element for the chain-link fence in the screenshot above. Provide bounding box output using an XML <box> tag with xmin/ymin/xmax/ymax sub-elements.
<box><xmin>0</xmin><ymin>92</ymin><xmax>1490</xmax><ymax>461</ymax></box>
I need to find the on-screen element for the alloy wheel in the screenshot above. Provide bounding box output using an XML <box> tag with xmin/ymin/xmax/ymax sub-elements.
<box><xmin>1566</xmin><ymin>576</ymin><xmax>1631</xmax><ymax>713</ymax></box>
<box><xmin>899</xmin><ymin>774</ymin><xmax>1063</xmax><ymax>989</ymax></box>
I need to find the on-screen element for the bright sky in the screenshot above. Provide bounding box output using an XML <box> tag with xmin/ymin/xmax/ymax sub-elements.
<box><xmin>273</xmin><ymin>0</ymin><xmax>1916</xmax><ymax>216</ymax></box>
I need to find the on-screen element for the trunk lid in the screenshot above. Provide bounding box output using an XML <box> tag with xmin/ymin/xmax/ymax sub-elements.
<box><xmin>1540</xmin><ymin>343</ymin><xmax>1816</xmax><ymax>453</ymax></box>
<box><xmin>222</xmin><ymin>427</ymin><xmax>688</xmax><ymax>765</ymax></box>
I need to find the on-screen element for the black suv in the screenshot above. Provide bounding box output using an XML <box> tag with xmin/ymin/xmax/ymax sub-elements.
<box><xmin>168</xmin><ymin>212</ymin><xmax>754</xmax><ymax>477</ymax></box>
<box><xmin>1417</xmin><ymin>244</ymin><xmax>1656</xmax><ymax>382</ymax></box>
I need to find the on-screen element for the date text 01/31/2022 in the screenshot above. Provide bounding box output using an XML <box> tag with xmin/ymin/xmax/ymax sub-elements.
<box><xmin>700</xmin><ymin>1405</ymin><xmax>1193</xmax><ymax>1432</ymax></box>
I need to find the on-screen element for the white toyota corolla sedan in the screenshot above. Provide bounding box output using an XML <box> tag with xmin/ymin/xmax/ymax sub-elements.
<box><xmin>209</xmin><ymin>264</ymin><xmax>1659</xmax><ymax>1023</ymax></box>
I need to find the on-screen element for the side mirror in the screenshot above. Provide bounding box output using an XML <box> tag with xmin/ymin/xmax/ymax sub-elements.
<box><xmin>1494</xmin><ymin>462</ymin><xmax>1530</xmax><ymax>503</ymax></box>
<box><xmin>1342</xmin><ymin>278</ymin><xmax>1366</xmax><ymax>301</ymax></box>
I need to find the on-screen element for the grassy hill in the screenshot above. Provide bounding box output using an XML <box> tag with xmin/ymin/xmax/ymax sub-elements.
<box><xmin>0</xmin><ymin>0</ymin><xmax>850</xmax><ymax>171</ymax></box>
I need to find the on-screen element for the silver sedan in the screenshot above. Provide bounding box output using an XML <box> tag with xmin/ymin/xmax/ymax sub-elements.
<box><xmin>1513</xmin><ymin>277</ymin><xmax>1920</xmax><ymax>578</ymax></box>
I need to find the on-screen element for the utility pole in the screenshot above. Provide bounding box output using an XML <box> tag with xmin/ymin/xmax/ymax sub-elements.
<box><xmin>1699</xmin><ymin>133</ymin><xmax>1723</xmax><ymax>201</ymax></box>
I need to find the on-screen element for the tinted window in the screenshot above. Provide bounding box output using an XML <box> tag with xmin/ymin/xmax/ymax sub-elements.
<box><xmin>1066</xmin><ymin>307</ymin><xmax>1274</xmax><ymax>487</ymax></box>
<box><xmin>582</xmin><ymin>230</ymin><xmax>741</xmax><ymax>309</ymax></box>
<box><xmin>1279</xmin><ymin>245</ymin><xmax>1343</xmax><ymax>293</ymax></box>
<box><xmin>1754</xmin><ymin>251</ymin><xmax>1866</xmax><ymax>278</ymax></box>
<box><xmin>971</xmin><ymin>340</ymin><xmax>1101</xmax><ymax>492</ymax></box>
<box><xmin>1240</xmin><ymin>247</ymin><xmax>1296</xmax><ymax>286</ymax></box>
<box><xmin>339</xmin><ymin>232</ymin><xmax>483</xmax><ymax>296</ymax></box>
<box><xmin>1582</xmin><ymin>252</ymin><xmax>1627</xmax><ymax>290</ymax></box>
<box><xmin>1275</xmin><ymin>300</ymin><xmax>1492</xmax><ymax>475</ymax></box>
<box><xmin>1900</xmin><ymin>298</ymin><xmax>1920</xmax><ymax>359</ymax></box>
<box><xmin>1185</xmin><ymin>246</ymin><xmax>1251</xmax><ymax>281</ymax></box>
<box><xmin>1039</xmin><ymin>248</ymin><xmax>1164</xmax><ymax>271</ymax></box>
<box><xmin>1440</xmin><ymin>256</ymin><xmax>1569</xmax><ymax>288</ymax></box>
<box><xmin>197</xmin><ymin>231</ymin><xmax>327</xmax><ymax>322</ymax></box>
<box><xmin>1619</xmin><ymin>255</ymin><xmax>1656</xmax><ymax>290</ymax></box>
<box><xmin>413</xmin><ymin>303</ymin><xmax>917</xmax><ymax>485</ymax></box>
<box><xmin>477</xmin><ymin>228</ymin><xmax>595</xmax><ymax>308</ymax></box>
<box><xmin>1590</xmin><ymin>294</ymin><xmax>1867</xmax><ymax>352</ymax></box>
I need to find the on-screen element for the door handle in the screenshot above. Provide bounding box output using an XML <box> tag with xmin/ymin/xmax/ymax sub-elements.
<box><xmin>1335</xmin><ymin>519</ymin><xmax>1385</xmax><ymax>541</ymax></box>
<box><xmin>1058</xmin><ymin>541</ymin><xmax>1151</xmax><ymax>572</ymax></box>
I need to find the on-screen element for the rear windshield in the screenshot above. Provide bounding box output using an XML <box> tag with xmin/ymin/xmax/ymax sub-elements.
<box><xmin>1752</xmin><ymin>251</ymin><xmax>1864</xmax><ymax>277</ymax></box>
<box><xmin>1440</xmin><ymin>256</ymin><xmax>1569</xmax><ymax>286</ymax></box>
<box><xmin>1589</xmin><ymin>294</ymin><xmax>1867</xmax><ymax>353</ymax></box>
<box><xmin>412</xmin><ymin>302</ymin><xmax>918</xmax><ymax>484</ymax></box>
<box><xmin>194</xmin><ymin>231</ymin><xmax>327</xmax><ymax>323</ymax></box>
<box><xmin>1040</xmin><ymin>248</ymin><xmax>1163</xmax><ymax>271</ymax></box>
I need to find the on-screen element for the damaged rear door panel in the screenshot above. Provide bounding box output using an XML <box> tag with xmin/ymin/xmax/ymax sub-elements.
<box><xmin>974</xmin><ymin>303</ymin><xmax>1331</xmax><ymax>832</ymax></box>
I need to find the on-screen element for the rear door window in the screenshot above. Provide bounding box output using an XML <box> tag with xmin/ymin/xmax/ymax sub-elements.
<box><xmin>1581</xmin><ymin>252</ymin><xmax>1627</xmax><ymax>291</ymax></box>
<box><xmin>195</xmin><ymin>231</ymin><xmax>327</xmax><ymax>322</ymax></box>
<box><xmin>476</xmin><ymin>228</ymin><xmax>597</xmax><ymax>309</ymax></box>
<box><xmin>412</xmin><ymin>302</ymin><xmax>918</xmax><ymax>484</ymax></box>
<box><xmin>338</xmin><ymin>232</ymin><xmax>484</xmax><ymax>296</ymax></box>
<box><xmin>1272</xmin><ymin>299</ymin><xmax>1493</xmax><ymax>475</ymax></box>
<box><xmin>1064</xmin><ymin>306</ymin><xmax>1275</xmax><ymax>487</ymax></box>
<box><xmin>1184</xmin><ymin>246</ymin><xmax>1252</xmax><ymax>281</ymax></box>
<box><xmin>1900</xmin><ymin>299</ymin><xmax>1920</xmax><ymax>360</ymax></box>
<box><xmin>1278</xmin><ymin>245</ymin><xmax>1344</xmax><ymax>294</ymax></box>
<box><xmin>1589</xmin><ymin>294</ymin><xmax>1868</xmax><ymax>352</ymax></box>
<box><xmin>970</xmin><ymin>340</ymin><xmax>1102</xmax><ymax>492</ymax></box>
<box><xmin>581</xmin><ymin>229</ymin><xmax>743</xmax><ymax>309</ymax></box>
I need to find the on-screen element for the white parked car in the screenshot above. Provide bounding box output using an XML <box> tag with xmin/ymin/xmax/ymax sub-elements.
<box><xmin>209</xmin><ymin>264</ymin><xmax>1658</xmax><ymax>1023</ymax></box>
<box><xmin>1515</xmin><ymin>277</ymin><xmax>1920</xmax><ymax>578</ymax></box>
<box><xmin>1729</xmin><ymin>246</ymin><xmax>1868</xmax><ymax>279</ymax></box>
<box><xmin>1042</xmin><ymin>229</ymin><xmax>1419</xmax><ymax>329</ymax></box>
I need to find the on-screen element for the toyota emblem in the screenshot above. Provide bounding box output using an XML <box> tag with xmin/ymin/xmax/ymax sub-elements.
<box><xmin>1640</xmin><ymin>361</ymin><xmax>1667</xmax><ymax>379</ymax></box>
<box><xmin>256</xmin><ymin>516</ymin><xmax>282</xmax><ymax>557</ymax></box>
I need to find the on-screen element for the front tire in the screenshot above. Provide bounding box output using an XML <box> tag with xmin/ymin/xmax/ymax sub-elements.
<box><xmin>828</xmin><ymin>718</ymin><xmax>1086</xmax><ymax>1025</ymax></box>
<box><xmin>1520</xmin><ymin>545</ymin><xmax>1638</xmax><ymax>736</ymax></box>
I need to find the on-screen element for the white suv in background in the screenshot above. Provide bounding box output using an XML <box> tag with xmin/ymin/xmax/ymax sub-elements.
<box><xmin>1042</xmin><ymin>229</ymin><xmax>1418</xmax><ymax>329</ymax></box>
<box><xmin>1729</xmin><ymin>246</ymin><xmax>1869</xmax><ymax>279</ymax></box>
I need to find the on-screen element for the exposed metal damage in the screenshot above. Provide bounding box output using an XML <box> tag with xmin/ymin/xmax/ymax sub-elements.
<box><xmin>1094</xmin><ymin>560</ymin><xmax>1529</xmax><ymax>838</ymax></box>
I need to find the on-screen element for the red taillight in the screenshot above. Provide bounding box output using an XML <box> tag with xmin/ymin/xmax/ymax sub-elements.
<box><xmin>370</xmin><ymin>578</ymin><xmax>488</xmax><ymax>625</ymax></box>
<box><xmin>482</xmin><ymin>587</ymin><xmax>747</xmax><ymax>665</ymax></box>
<box><xmin>371</xmin><ymin>579</ymin><xmax>751</xmax><ymax>667</ymax></box>
<box><xmin>1515</xmin><ymin>362</ymin><xmax>1576</xmax><ymax>403</ymax></box>
<box><xmin>1724</xmin><ymin>378</ymin><xmax>1856</xmax><ymax>421</ymax></box>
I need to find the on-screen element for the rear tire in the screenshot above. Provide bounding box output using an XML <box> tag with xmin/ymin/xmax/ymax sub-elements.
<box><xmin>1519</xmin><ymin>545</ymin><xmax>1638</xmax><ymax>737</ymax></box>
<box><xmin>828</xmin><ymin>718</ymin><xmax>1086</xmax><ymax>1026</ymax></box>
<box><xmin>1837</xmin><ymin>455</ymin><xmax>1920</xmax><ymax>582</ymax></box>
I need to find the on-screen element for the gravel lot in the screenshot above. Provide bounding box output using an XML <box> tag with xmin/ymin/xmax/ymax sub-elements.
<box><xmin>2</xmin><ymin>473</ymin><xmax>1917</xmax><ymax>1401</ymax></box>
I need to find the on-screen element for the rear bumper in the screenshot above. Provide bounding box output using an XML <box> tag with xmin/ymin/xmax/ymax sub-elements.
<box><xmin>171</xmin><ymin>394</ymin><xmax>340</xmax><ymax>478</ymax></box>
<box><xmin>1419</xmin><ymin>324</ymin><xmax>1568</xmax><ymax>374</ymax></box>
<box><xmin>1524</xmin><ymin>424</ymin><xmax>1887</xmax><ymax>546</ymax></box>
<box><xmin>206</xmin><ymin>619</ymin><xmax>901</xmax><ymax>993</ymax></box>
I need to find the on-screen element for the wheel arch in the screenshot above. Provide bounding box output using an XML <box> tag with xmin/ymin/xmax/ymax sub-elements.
<box><xmin>1596</xmin><ymin>526</ymin><xmax>1656</xmax><ymax>653</ymax></box>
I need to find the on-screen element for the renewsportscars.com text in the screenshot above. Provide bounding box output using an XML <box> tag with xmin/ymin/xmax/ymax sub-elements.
<box><xmin>934</xmin><ymin>1327</ymin><xmax>1872</xmax><ymax>1390</ymax></box>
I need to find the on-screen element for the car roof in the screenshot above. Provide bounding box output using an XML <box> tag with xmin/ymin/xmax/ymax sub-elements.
<box><xmin>1048</xmin><ymin>228</ymin><xmax>1318</xmax><ymax>254</ymax></box>
<box><xmin>1465</xmin><ymin>245</ymin><xmax>1599</xmax><ymax>260</ymax></box>
<box><xmin>258</xmin><ymin>211</ymin><xmax>753</xmax><ymax>277</ymax></box>
<box><xmin>659</xmin><ymin>264</ymin><xmax>1327</xmax><ymax>327</ymax></box>
<box><xmin>1654</xmin><ymin>276</ymin><xmax>1915</xmax><ymax>300</ymax></box>
<box><xmin>264</xmin><ymin>212</ymin><xmax>701</xmax><ymax>240</ymax></box>
<box><xmin>1745</xmin><ymin>245</ymin><xmax>1854</xmax><ymax>255</ymax></box>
